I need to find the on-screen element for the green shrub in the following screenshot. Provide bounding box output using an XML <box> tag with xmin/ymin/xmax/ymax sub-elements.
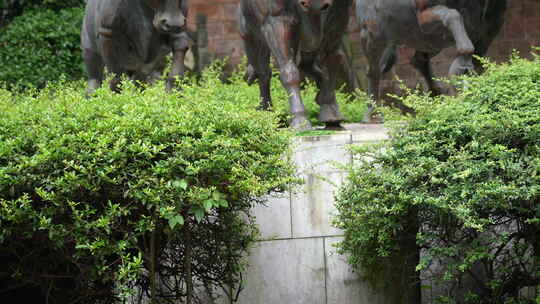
<box><xmin>0</xmin><ymin>67</ymin><xmax>298</xmax><ymax>303</ymax></box>
<box><xmin>335</xmin><ymin>53</ymin><xmax>540</xmax><ymax>303</ymax></box>
<box><xmin>0</xmin><ymin>7</ymin><xmax>84</xmax><ymax>89</ymax></box>
<box><xmin>1</xmin><ymin>0</ymin><xmax>84</xmax><ymax>26</ymax></box>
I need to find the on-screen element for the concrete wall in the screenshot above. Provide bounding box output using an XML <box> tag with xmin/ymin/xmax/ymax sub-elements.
<box><xmin>230</xmin><ymin>125</ymin><xmax>391</xmax><ymax>304</ymax></box>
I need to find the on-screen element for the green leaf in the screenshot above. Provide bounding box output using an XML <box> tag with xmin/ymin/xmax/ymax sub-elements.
<box><xmin>172</xmin><ymin>179</ymin><xmax>188</xmax><ymax>190</ymax></box>
<box><xmin>168</xmin><ymin>214</ymin><xmax>184</xmax><ymax>229</ymax></box>
<box><xmin>212</xmin><ymin>191</ymin><xmax>222</xmax><ymax>201</ymax></box>
<box><xmin>218</xmin><ymin>199</ymin><xmax>229</xmax><ymax>207</ymax></box>
<box><xmin>203</xmin><ymin>199</ymin><xmax>213</xmax><ymax>212</ymax></box>
<box><xmin>194</xmin><ymin>209</ymin><xmax>204</xmax><ymax>223</ymax></box>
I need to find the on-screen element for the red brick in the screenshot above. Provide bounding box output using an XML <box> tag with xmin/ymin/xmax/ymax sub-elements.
<box><xmin>490</xmin><ymin>40</ymin><xmax>514</xmax><ymax>62</ymax></box>
<box><xmin>394</xmin><ymin>63</ymin><xmax>414</xmax><ymax>79</ymax></box>
<box><xmin>512</xmin><ymin>40</ymin><xmax>534</xmax><ymax>58</ymax></box>
<box><xmin>222</xmin><ymin>21</ymin><xmax>240</xmax><ymax>35</ymax></box>
<box><xmin>431</xmin><ymin>61</ymin><xmax>447</xmax><ymax>78</ymax></box>
<box><xmin>522</xmin><ymin>0</ymin><xmax>540</xmax><ymax>19</ymax></box>
<box><xmin>397</xmin><ymin>46</ymin><xmax>415</xmax><ymax>64</ymax></box>
<box><xmin>438</xmin><ymin>47</ymin><xmax>457</xmax><ymax>61</ymax></box>
<box><xmin>191</xmin><ymin>4</ymin><xmax>224</xmax><ymax>21</ymax></box>
<box><xmin>504</xmin><ymin>15</ymin><xmax>525</xmax><ymax>40</ymax></box>
<box><xmin>206</xmin><ymin>21</ymin><xmax>227</xmax><ymax>37</ymax></box>
<box><xmin>525</xmin><ymin>18</ymin><xmax>540</xmax><ymax>40</ymax></box>
<box><xmin>222</xmin><ymin>3</ymin><xmax>240</xmax><ymax>20</ymax></box>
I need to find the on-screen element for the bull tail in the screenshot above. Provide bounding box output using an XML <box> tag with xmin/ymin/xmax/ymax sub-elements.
<box><xmin>244</xmin><ymin>64</ymin><xmax>257</xmax><ymax>85</ymax></box>
<box><xmin>379</xmin><ymin>45</ymin><xmax>398</xmax><ymax>74</ymax></box>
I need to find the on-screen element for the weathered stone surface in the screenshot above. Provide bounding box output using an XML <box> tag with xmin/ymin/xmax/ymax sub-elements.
<box><xmin>237</xmin><ymin>238</ymin><xmax>326</xmax><ymax>304</ymax></box>
<box><xmin>325</xmin><ymin>237</ymin><xmax>389</xmax><ymax>304</ymax></box>
<box><xmin>293</xmin><ymin>132</ymin><xmax>352</xmax><ymax>174</ymax></box>
<box><xmin>345</xmin><ymin>124</ymin><xmax>389</xmax><ymax>143</ymax></box>
<box><xmin>226</xmin><ymin>129</ymin><xmax>401</xmax><ymax>303</ymax></box>
<box><xmin>251</xmin><ymin>193</ymin><xmax>292</xmax><ymax>240</ymax></box>
<box><xmin>291</xmin><ymin>172</ymin><xmax>344</xmax><ymax>238</ymax></box>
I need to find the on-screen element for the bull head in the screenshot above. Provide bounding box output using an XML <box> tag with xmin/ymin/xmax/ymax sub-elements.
<box><xmin>145</xmin><ymin>0</ymin><xmax>187</xmax><ymax>33</ymax></box>
<box><xmin>296</xmin><ymin>0</ymin><xmax>333</xmax><ymax>51</ymax></box>
<box><xmin>298</xmin><ymin>0</ymin><xmax>333</xmax><ymax>12</ymax></box>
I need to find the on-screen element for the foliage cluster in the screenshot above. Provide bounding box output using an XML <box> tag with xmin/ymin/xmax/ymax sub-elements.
<box><xmin>0</xmin><ymin>0</ymin><xmax>84</xmax><ymax>23</ymax></box>
<box><xmin>0</xmin><ymin>65</ymin><xmax>298</xmax><ymax>303</ymax></box>
<box><xmin>0</xmin><ymin>0</ymin><xmax>85</xmax><ymax>89</ymax></box>
<box><xmin>335</xmin><ymin>53</ymin><xmax>540</xmax><ymax>303</ymax></box>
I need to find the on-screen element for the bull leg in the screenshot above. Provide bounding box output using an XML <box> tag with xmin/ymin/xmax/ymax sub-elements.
<box><xmin>360</xmin><ymin>34</ymin><xmax>385</xmax><ymax>123</ymax></box>
<box><xmin>166</xmin><ymin>33</ymin><xmax>193</xmax><ymax>92</ymax></box>
<box><xmin>471</xmin><ymin>40</ymin><xmax>490</xmax><ymax>74</ymax></box>
<box><xmin>302</xmin><ymin>52</ymin><xmax>344</xmax><ymax>127</ymax></box>
<box><xmin>148</xmin><ymin>57</ymin><xmax>167</xmax><ymax>85</ymax></box>
<box><xmin>243</xmin><ymin>36</ymin><xmax>272</xmax><ymax>110</ymax></box>
<box><xmin>471</xmin><ymin>31</ymin><xmax>500</xmax><ymax>73</ymax></box>
<box><xmin>261</xmin><ymin>18</ymin><xmax>311</xmax><ymax>130</ymax></box>
<box><xmin>82</xmin><ymin>48</ymin><xmax>104</xmax><ymax>96</ymax></box>
<box><xmin>98</xmin><ymin>29</ymin><xmax>125</xmax><ymax>93</ymax></box>
<box><xmin>411</xmin><ymin>51</ymin><xmax>442</xmax><ymax>96</ymax></box>
<box><xmin>471</xmin><ymin>13</ymin><xmax>505</xmax><ymax>73</ymax></box>
<box><xmin>362</xmin><ymin>58</ymin><xmax>381</xmax><ymax>123</ymax></box>
<box><xmin>166</xmin><ymin>49</ymin><xmax>186</xmax><ymax>92</ymax></box>
<box><xmin>417</xmin><ymin>6</ymin><xmax>474</xmax><ymax>77</ymax></box>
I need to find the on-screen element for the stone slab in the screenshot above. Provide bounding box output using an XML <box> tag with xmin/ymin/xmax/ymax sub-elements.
<box><xmin>237</xmin><ymin>238</ymin><xmax>326</xmax><ymax>304</ymax></box>
<box><xmin>251</xmin><ymin>193</ymin><xmax>292</xmax><ymax>240</ymax></box>
<box><xmin>293</xmin><ymin>132</ymin><xmax>352</xmax><ymax>174</ymax></box>
<box><xmin>345</xmin><ymin>124</ymin><xmax>389</xmax><ymax>143</ymax></box>
<box><xmin>291</xmin><ymin>172</ymin><xmax>344</xmax><ymax>238</ymax></box>
<box><xmin>325</xmin><ymin>237</ymin><xmax>389</xmax><ymax>304</ymax></box>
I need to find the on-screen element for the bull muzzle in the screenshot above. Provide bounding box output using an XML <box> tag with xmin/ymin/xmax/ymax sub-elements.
<box><xmin>298</xmin><ymin>0</ymin><xmax>333</xmax><ymax>12</ymax></box>
<box><xmin>155</xmin><ymin>14</ymin><xmax>186</xmax><ymax>33</ymax></box>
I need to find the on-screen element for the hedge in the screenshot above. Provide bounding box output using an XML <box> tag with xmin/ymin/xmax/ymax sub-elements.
<box><xmin>0</xmin><ymin>67</ymin><xmax>298</xmax><ymax>303</ymax></box>
<box><xmin>0</xmin><ymin>7</ymin><xmax>85</xmax><ymax>88</ymax></box>
<box><xmin>335</xmin><ymin>52</ymin><xmax>540</xmax><ymax>303</ymax></box>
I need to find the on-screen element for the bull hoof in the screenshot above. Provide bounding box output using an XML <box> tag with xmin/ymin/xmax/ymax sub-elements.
<box><xmin>361</xmin><ymin>106</ymin><xmax>384</xmax><ymax>124</ymax></box>
<box><xmin>85</xmin><ymin>88</ymin><xmax>97</xmax><ymax>98</ymax></box>
<box><xmin>85</xmin><ymin>79</ymin><xmax>100</xmax><ymax>97</ymax></box>
<box><xmin>429</xmin><ymin>84</ymin><xmax>444</xmax><ymax>97</ymax></box>
<box><xmin>449</xmin><ymin>55</ymin><xmax>474</xmax><ymax>76</ymax></box>
<box><xmin>324</xmin><ymin>121</ymin><xmax>345</xmax><ymax>130</ymax></box>
<box><xmin>256</xmin><ymin>100</ymin><xmax>272</xmax><ymax>111</ymax></box>
<box><xmin>85</xmin><ymin>89</ymin><xmax>95</xmax><ymax>99</ymax></box>
<box><xmin>318</xmin><ymin>103</ymin><xmax>344</xmax><ymax>124</ymax></box>
<box><xmin>361</xmin><ymin>106</ymin><xmax>373</xmax><ymax>123</ymax></box>
<box><xmin>244</xmin><ymin>65</ymin><xmax>257</xmax><ymax>85</ymax></box>
<box><xmin>290</xmin><ymin>114</ymin><xmax>312</xmax><ymax>131</ymax></box>
<box><xmin>165</xmin><ymin>78</ymin><xmax>178</xmax><ymax>92</ymax></box>
<box><xmin>109</xmin><ymin>78</ymin><xmax>122</xmax><ymax>93</ymax></box>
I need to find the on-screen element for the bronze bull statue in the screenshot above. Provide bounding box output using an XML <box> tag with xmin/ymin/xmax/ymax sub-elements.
<box><xmin>357</xmin><ymin>0</ymin><xmax>507</xmax><ymax>122</ymax></box>
<box><xmin>240</xmin><ymin>0</ymin><xmax>354</xmax><ymax>130</ymax></box>
<box><xmin>81</xmin><ymin>0</ymin><xmax>193</xmax><ymax>94</ymax></box>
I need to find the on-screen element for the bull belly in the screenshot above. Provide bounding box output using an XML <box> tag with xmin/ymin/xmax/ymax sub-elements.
<box><xmin>122</xmin><ymin>46</ymin><xmax>169</xmax><ymax>78</ymax></box>
<box><xmin>126</xmin><ymin>60</ymin><xmax>164</xmax><ymax>78</ymax></box>
<box><xmin>409</xmin><ymin>32</ymin><xmax>454</xmax><ymax>53</ymax></box>
<box><xmin>390</xmin><ymin>26</ymin><xmax>454</xmax><ymax>53</ymax></box>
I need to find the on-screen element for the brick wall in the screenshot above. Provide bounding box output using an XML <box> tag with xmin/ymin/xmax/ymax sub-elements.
<box><xmin>187</xmin><ymin>0</ymin><xmax>244</xmax><ymax>69</ymax></box>
<box><xmin>187</xmin><ymin>0</ymin><xmax>539</xmax><ymax>92</ymax></box>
